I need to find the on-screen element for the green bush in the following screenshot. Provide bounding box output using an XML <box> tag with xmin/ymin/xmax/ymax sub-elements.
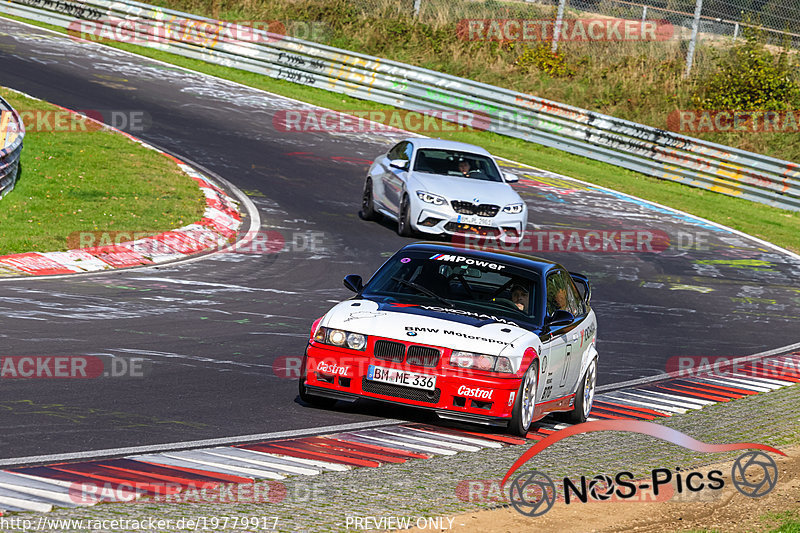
<box><xmin>515</xmin><ymin>43</ymin><xmax>576</xmax><ymax>78</ymax></box>
<box><xmin>692</xmin><ymin>25</ymin><xmax>800</xmax><ymax>110</ymax></box>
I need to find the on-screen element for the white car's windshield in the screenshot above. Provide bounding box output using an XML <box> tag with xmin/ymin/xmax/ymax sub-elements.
<box><xmin>412</xmin><ymin>149</ymin><xmax>503</xmax><ymax>182</ymax></box>
<box><xmin>361</xmin><ymin>251</ymin><xmax>542</xmax><ymax>325</ymax></box>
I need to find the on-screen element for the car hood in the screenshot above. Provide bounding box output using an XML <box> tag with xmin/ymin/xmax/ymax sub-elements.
<box><xmin>410</xmin><ymin>172</ymin><xmax>522</xmax><ymax>206</ymax></box>
<box><xmin>321</xmin><ymin>299</ymin><xmax>534</xmax><ymax>356</ymax></box>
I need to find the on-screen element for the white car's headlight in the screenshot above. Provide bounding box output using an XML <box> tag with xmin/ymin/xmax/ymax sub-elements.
<box><xmin>449</xmin><ymin>350</ymin><xmax>513</xmax><ymax>373</ymax></box>
<box><xmin>416</xmin><ymin>191</ymin><xmax>446</xmax><ymax>205</ymax></box>
<box><xmin>313</xmin><ymin>326</ymin><xmax>368</xmax><ymax>351</ymax></box>
<box><xmin>503</xmin><ymin>203</ymin><xmax>524</xmax><ymax>214</ymax></box>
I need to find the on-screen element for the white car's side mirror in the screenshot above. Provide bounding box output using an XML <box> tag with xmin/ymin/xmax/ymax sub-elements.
<box><xmin>503</xmin><ymin>171</ymin><xmax>519</xmax><ymax>183</ymax></box>
<box><xmin>389</xmin><ymin>159</ymin><xmax>409</xmax><ymax>171</ymax></box>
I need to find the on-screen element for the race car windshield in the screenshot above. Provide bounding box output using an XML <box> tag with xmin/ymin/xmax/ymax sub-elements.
<box><xmin>412</xmin><ymin>149</ymin><xmax>503</xmax><ymax>182</ymax></box>
<box><xmin>361</xmin><ymin>252</ymin><xmax>542</xmax><ymax>325</ymax></box>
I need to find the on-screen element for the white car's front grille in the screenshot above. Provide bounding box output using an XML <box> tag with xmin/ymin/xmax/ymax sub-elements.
<box><xmin>451</xmin><ymin>201</ymin><xmax>500</xmax><ymax>217</ymax></box>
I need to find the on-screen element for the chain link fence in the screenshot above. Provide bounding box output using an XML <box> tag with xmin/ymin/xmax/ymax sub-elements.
<box><xmin>570</xmin><ymin>0</ymin><xmax>800</xmax><ymax>45</ymax></box>
<box><xmin>339</xmin><ymin>0</ymin><xmax>800</xmax><ymax>73</ymax></box>
<box><xmin>413</xmin><ymin>0</ymin><xmax>797</xmax><ymax>42</ymax></box>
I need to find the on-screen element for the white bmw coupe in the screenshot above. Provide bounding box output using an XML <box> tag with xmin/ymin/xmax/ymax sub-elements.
<box><xmin>361</xmin><ymin>138</ymin><xmax>527</xmax><ymax>242</ymax></box>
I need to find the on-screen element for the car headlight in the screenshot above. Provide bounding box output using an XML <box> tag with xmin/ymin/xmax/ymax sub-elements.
<box><xmin>346</xmin><ymin>332</ymin><xmax>367</xmax><ymax>350</ymax></box>
<box><xmin>313</xmin><ymin>326</ymin><xmax>368</xmax><ymax>351</ymax></box>
<box><xmin>502</xmin><ymin>203</ymin><xmax>524</xmax><ymax>214</ymax></box>
<box><xmin>416</xmin><ymin>191</ymin><xmax>446</xmax><ymax>205</ymax></box>
<box><xmin>449</xmin><ymin>351</ymin><xmax>513</xmax><ymax>373</ymax></box>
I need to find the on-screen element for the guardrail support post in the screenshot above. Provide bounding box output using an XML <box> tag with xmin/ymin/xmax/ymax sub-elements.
<box><xmin>552</xmin><ymin>0</ymin><xmax>567</xmax><ymax>53</ymax></box>
<box><xmin>684</xmin><ymin>0</ymin><xmax>703</xmax><ymax>78</ymax></box>
<box><xmin>413</xmin><ymin>0</ymin><xmax>422</xmax><ymax>17</ymax></box>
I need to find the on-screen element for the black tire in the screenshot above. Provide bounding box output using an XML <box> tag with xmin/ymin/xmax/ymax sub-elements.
<box><xmin>397</xmin><ymin>194</ymin><xmax>413</xmax><ymax>237</ymax></box>
<box><xmin>298</xmin><ymin>375</ymin><xmax>338</xmax><ymax>408</ymax></box>
<box><xmin>508</xmin><ymin>361</ymin><xmax>539</xmax><ymax>436</ymax></box>
<box><xmin>565</xmin><ymin>358</ymin><xmax>597</xmax><ymax>424</ymax></box>
<box><xmin>360</xmin><ymin>178</ymin><xmax>378</xmax><ymax>221</ymax></box>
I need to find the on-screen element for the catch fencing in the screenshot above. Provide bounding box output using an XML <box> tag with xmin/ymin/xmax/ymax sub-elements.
<box><xmin>0</xmin><ymin>95</ymin><xmax>24</xmax><ymax>200</ymax></box>
<box><xmin>1</xmin><ymin>0</ymin><xmax>798</xmax><ymax>210</ymax></box>
<box><xmin>392</xmin><ymin>0</ymin><xmax>800</xmax><ymax>49</ymax></box>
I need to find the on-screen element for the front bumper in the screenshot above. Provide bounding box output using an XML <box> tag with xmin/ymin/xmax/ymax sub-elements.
<box><xmin>302</xmin><ymin>385</ymin><xmax>509</xmax><ymax>427</ymax></box>
<box><xmin>304</xmin><ymin>340</ymin><xmax>521</xmax><ymax>422</ymax></box>
<box><xmin>413</xmin><ymin>204</ymin><xmax>525</xmax><ymax>241</ymax></box>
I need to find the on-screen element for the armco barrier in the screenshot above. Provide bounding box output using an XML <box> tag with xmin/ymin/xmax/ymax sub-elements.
<box><xmin>2</xmin><ymin>0</ymin><xmax>799</xmax><ymax>211</ymax></box>
<box><xmin>0</xmin><ymin>95</ymin><xmax>24</xmax><ymax>200</ymax></box>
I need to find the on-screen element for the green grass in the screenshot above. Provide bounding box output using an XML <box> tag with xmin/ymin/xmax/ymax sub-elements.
<box><xmin>768</xmin><ymin>520</ymin><xmax>800</xmax><ymax>532</ymax></box>
<box><xmin>3</xmin><ymin>10</ymin><xmax>799</xmax><ymax>253</ymax></box>
<box><xmin>0</xmin><ymin>88</ymin><xmax>205</xmax><ymax>254</ymax></box>
<box><xmin>763</xmin><ymin>511</ymin><xmax>800</xmax><ymax>533</ymax></box>
<box><xmin>687</xmin><ymin>511</ymin><xmax>800</xmax><ymax>533</ymax></box>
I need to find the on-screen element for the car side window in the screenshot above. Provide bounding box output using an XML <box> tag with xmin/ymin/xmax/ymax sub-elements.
<box><xmin>388</xmin><ymin>142</ymin><xmax>410</xmax><ymax>162</ymax></box>
<box><xmin>567</xmin><ymin>275</ymin><xmax>586</xmax><ymax>317</ymax></box>
<box><xmin>403</xmin><ymin>143</ymin><xmax>413</xmax><ymax>161</ymax></box>
<box><xmin>546</xmin><ymin>270</ymin><xmax>584</xmax><ymax>318</ymax></box>
<box><xmin>567</xmin><ymin>274</ymin><xmax>587</xmax><ymax>316</ymax></box>
<box><xmin>546</xmin><ymin>273</ymin><xmax>563</xmax><ymax>317</ymax></box>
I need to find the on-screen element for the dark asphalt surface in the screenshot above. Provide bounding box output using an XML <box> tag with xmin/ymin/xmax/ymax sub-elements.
<box><xmin>0</xmin><ymin>19</ymin><xmax>799</xmax><ymax>460</ymax></box>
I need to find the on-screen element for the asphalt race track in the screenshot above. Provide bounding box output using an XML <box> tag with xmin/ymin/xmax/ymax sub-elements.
<box><xmin>1</xmin><ymin>18</ymin><xmax>799</xmax><ymax>460</ymax></box>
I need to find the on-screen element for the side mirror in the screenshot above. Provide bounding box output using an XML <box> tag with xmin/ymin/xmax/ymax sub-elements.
<box><xmin>503</xmin><ymin>172</ymin><xmax>519</xmax><ymax>183</ymax></box>
<box><xmin>389</xmin><ymin>159</ymin><xmax>409</xmax><ymax>171</ymax></box>
<box><xmin>547</xmin><ymin>309</ymin><xmax>574</xmax><ymax>328</ymax></box>
<box><xmin>343</xmin><ymin>274</ymin><xmax>363</xmax><ymax>293</ymax></box>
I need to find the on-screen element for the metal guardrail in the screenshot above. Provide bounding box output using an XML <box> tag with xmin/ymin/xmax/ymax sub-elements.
<box><xmin>3</xmin><ymin>0</ymin><xmax>798</xmax><ymax>211</ymax></box>
<box><xmin>0</xmin><ymin>95</ymin><xmax>24</xmax><ymax>200</ymax></box>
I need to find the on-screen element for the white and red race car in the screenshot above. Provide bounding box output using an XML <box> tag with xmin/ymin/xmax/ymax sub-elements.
<box><xmin>299</xmin><ymin>242</ymin><xmax>598</xmax><ymax>435</ymax></box>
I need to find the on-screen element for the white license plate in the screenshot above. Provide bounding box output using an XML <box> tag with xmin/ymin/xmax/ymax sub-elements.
<box><xmin>367</xmin><ymin>365</ymin><xmax>436</xmax><ymax>391</ymax></box>
<box><xmin>456</xmin><ymin>215</ymin><xmax>493</xmax><ymax>226</ymax></box>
